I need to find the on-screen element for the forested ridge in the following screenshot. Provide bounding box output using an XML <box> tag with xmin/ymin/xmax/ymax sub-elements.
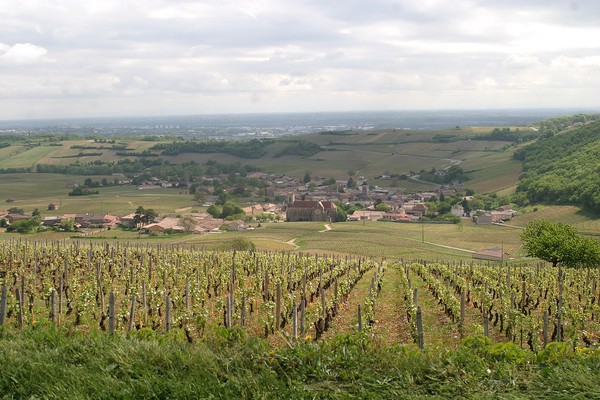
<box><xmin>150</xmin><ymin>139</ymin><xmax>273</xmax><ymax>158</ymax></box>
<box><xmin>515</xmin><ymin>120</ymin><xmax>600</xmax><ymax>212</ymax></box>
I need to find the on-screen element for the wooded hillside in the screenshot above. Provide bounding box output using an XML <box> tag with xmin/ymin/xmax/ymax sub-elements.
<box><xmin>515</xmin><ymin>120</ymin><xmax>600</xmax><ymax>212</ymax></box>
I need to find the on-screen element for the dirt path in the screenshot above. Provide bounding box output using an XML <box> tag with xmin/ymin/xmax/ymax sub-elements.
<box><xmin>321</xmin><ymin>268</ymin><xmax>378</xmax><ymax>338</ymax></box>
<box><xmin>409</xmin><ymin>274</ymin><xmax>461</xmax><ymax>348</ymax></box>
<box><xmin>319</xmin><ymin>224</ymin><xmax>332</xmax><ymax>233</ymax></box>
<box><xmin>285</xmin><ymin>238</ymin><xmax>300</xmax><ymax>250</ymax></box>
<box><xmin>372</xmin><ymin>267</ymin><xmax>413</xmax><ymax>345</ymax></box>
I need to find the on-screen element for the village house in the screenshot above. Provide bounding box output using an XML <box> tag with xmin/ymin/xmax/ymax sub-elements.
<box><xmin>243</xmin><ymin>204</ymin><xmax>264</xmax><ymax>216</ymax></box>
<box><xmin>224</xmin><ymin>220</ymin><xmax>247</xmax><ymax>231</ymax></box>
<box><xmin>451</xmin><ymin>204</ymin><xmax>465</xmax><ymax>217</ymax></box>
<box><xmin>61</xmin><ymin>213</ymin><xmax>120</xmax><ymax>229</ymax></box>
<box><xmin>473</xmin><ymin>212</ymin><xmax>493</xmax><ymax>225</ymax></box>
<box><xmin>119</xmin><ymin>213</ymin><xmax>138</xmax><ymax>228</ymax></box>
<box><xmin>141</xmin><ymin>217</ymin><xmax>185</xmax><ymax>233</ymax></box>
<box><xmin>404</xmin><ymin>202</ymin><xmax>428</xmax><ymax>219</ymax></box>
<box><xmin>181</xmin><ymin>213</ymin><xmax>226</xmax><ymax>233</ymax></box>
<box><xmin>4</xmin><ymin>213</ymin><xmax>30</xmax><ymax>224</ymax></box>
<box><xmin>380</xmin><ymin>212</ymin><xmax>412</xmax><ymax>222</ymax></box>
<box><xmin>42</xmin><ymin>216</ymin><xmax>62</xmax><ymax>227</ymax></box>
<box><xmin>490</xmin><ymin>206</ymin><xmax>517</xmax><ymax>222</ymax></box>
<box><xmin>347</xmin><ymin>210</ymin><xmax>386</xmax><ymax>221</ymax></box>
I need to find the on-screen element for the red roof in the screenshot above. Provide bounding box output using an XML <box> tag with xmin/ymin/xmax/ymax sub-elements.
<box><xmin>321</xmin><ymin>201</ymin><xmax>337</xmax><ymax>209</ymax></box>
<box><xmin>290</xmin><ymin>201</ymin><xmax>320</xmax><ymax>208</ymax></box>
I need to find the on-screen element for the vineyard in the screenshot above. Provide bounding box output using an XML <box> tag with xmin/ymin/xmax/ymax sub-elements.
<box><xmin>1</xmin><ymin>239</ymin><xmax>599</xmax><ymax>353</ymax></box>
<box><xmin>0</xmin><ymin>239</ymin><xmax>384</xmax><ymax>342</ymax></box>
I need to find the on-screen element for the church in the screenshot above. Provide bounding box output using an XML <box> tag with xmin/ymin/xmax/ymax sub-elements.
<box><xmin>286</xmin><ymin>196</ymin><xmax>338</xmax><ymax>222</ymax></box>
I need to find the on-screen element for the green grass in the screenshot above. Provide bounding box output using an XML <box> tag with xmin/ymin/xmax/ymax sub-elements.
<box><xmin>0</xmin><ymin>173</ymin><xmax>197</xmax><ymax>215</ymax></box>
<box><xmin>0</xmin><ymin>216</ymin><xmax>569</xmax><ymax>261</ymax></box>
<box><xmin>0</xmin><ymin>145</ymin><xmax>57</xmax><ymax>168</ymax></box>
<box><xmin>1</xmin><ymin>327</ymin><xmax>599</xmax><ymax>399</ymax></box>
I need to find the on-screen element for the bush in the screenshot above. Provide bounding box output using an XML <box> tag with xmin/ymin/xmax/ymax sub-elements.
<box><xmin>222</xmin><ymin>237</ymin><xmax>256</xmax><ymax>252</ymax></box>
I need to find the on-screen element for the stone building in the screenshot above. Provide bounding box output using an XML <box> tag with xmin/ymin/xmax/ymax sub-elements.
<box><xmin>286</xmin><ymin>200</ymin><xmax>337</xmax><ymax>222</ymax></box>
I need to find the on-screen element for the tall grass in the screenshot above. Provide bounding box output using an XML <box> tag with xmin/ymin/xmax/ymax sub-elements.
<box><xmin>1</xmin><ymin>326</ymin><xmax>599</xmax><ymax>399</ymax></box>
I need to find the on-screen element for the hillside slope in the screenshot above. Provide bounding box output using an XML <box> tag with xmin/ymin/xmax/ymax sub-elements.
<box><xmin>515</xmin><ymin>120</ymin><xmax>600</xmax><ymax>212</ymax></box>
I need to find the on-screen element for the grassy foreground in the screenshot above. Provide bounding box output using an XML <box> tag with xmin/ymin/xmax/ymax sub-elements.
<box><xmin>1</xmin><ymin>326</ymin><xmax>599</xmax><ymax>399</ymax></box>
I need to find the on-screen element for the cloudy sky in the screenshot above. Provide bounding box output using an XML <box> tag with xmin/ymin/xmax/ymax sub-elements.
<box><xmin>1</xmin><ymin>0</ymin><xmax>599</xmax><ymax>120</ymax></box>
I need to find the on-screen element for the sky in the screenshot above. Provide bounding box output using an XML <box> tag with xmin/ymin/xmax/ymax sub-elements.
<box><xmin>1</xmin><ymin>0</ymin><xmax>599</xmax><ymax>120</ymax></box>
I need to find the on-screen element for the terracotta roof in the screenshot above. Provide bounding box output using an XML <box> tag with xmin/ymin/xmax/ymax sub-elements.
<box><xmin>321</xmin><ymin>201</ymin><xmax>337</xmax><ymax>209</ymax></box>
<box><xmin>289</xmin><ymin>201</ymin><xmax>320</xmax><ymax>208</ymax></box>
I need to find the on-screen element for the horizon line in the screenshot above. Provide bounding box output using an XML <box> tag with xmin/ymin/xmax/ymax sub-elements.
<box><xmin>1</xmin><ymin>106</ymin><xmax>599</xmax><ymax>124</ymax></box>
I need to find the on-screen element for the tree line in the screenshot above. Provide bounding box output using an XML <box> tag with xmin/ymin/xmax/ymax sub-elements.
<box><xmin>151</xmin><ymin>139</ymin><xmax>274</xmax><ymax>159</ymax></box>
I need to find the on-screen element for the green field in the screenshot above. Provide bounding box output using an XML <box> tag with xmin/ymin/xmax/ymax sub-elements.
<box><xmin>0</xmin><ymin>145</ymin><xmax>57</xmax><ymax>168</ymax></box>
<box><xmin>0</xmin><ymin>173</ymin><xmax>196</xmax><ymax>216</ymax></box>
<box><xmin>0</xmin><ymin>218</ymin><xmax>548</xmax><ymax>261</ymax></box>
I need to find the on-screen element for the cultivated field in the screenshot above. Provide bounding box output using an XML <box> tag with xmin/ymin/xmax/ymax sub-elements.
<box><xmin>0</xmin><ymin>126</ymin><xmax>521</xmax><ymax>194</ymax></box>
<box><xmin>0</xmin><ymin>173</ymin><xmax>196</xmax><ymax>216</ymax></box>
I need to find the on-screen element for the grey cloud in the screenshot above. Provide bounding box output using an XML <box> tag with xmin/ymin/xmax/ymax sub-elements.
<box><xmin>0</xmin><ymin>0</ymin><xmax>599</xmax><ymax>118</ymax></box>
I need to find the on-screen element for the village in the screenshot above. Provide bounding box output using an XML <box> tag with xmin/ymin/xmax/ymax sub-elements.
<box><xmin>0</xmin><ymin>171</ymin><xmax>517</xmax><ymax>239</ymax></box>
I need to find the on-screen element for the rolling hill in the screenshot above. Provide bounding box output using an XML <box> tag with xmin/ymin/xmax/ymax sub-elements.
<box><xmin>0</xmin><ymin>126</ymin><xmax>524</xmax><ymax>194</ymax></box>
<box><xmin>515</xmin><ymin>120</ymin><xmax>600</xmax><ymax>212</ymax></box>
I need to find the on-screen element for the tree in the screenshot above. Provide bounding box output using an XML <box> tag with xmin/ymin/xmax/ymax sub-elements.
<box><xmin>374</xmin><ymin>203</ymin><xmax>391</xmax><ymax>212</ymax></box>
<box><xmin>6</xmin><ymin>217</ymin><xmax>41</xmax><ymax>234</ymax></box>
<box><xmin>225</xmin><ymin>237</ymin><xmax>256</xmax><ymax>252</ymax></box>
<box><xmin>521</xmin><ymin>220</ymin><xmax>600</xmax><ymax>269</ymax></box>
<box><xmin>142</xmin><ymin>209</ymin><xmax>158</xmax><ymax>224</ymax></box>
<box><xmin>461</xmin><ymin>198</ymin><xmax>471</xmax><ymax>213</ymax></box>
<box><xmin>59</xmin><ymin>218</ymin><xmax>76</xmax><ymax>232</ymax></box>
<box><xmin>181</xmin><ymin>216</ymin><xmax>198</xmax><ymax>233</ymax></box>
<box><xmin>7</xmin><ymin>207</ymin><xmax>25</xmax><ymax>215</ymax></box>
<box><xmin>303</xmin><ymin>171</ymin><xmax>311</xmax><ymax>184</ymax></box>
<box><xmin>334</xmin><ymin>207</ymin><xmax>347</xmax><ymax>222</ymax></box>
<box><xmin>134</xmin><ymin>206</ymin><xmax>145</xmax><ymax>227</ymax></box>
<box><xmin>220</xmin><ymin>201</ymin><xmax>243</xmax><ymax>219</ymax></box>
<box><xmin>207</xmin><ymin>205</ymin><xmax>221</xmax><ymax>218</ymax></box>
<box><xmin>194</xmin><ymin>191</ymin><xmax>207</xmax><ymax>203</ymax></box>
<box><xmin>134</xmin><ymin>206</ymin><xmax>157</xmax><ymax>226</ymax></box>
